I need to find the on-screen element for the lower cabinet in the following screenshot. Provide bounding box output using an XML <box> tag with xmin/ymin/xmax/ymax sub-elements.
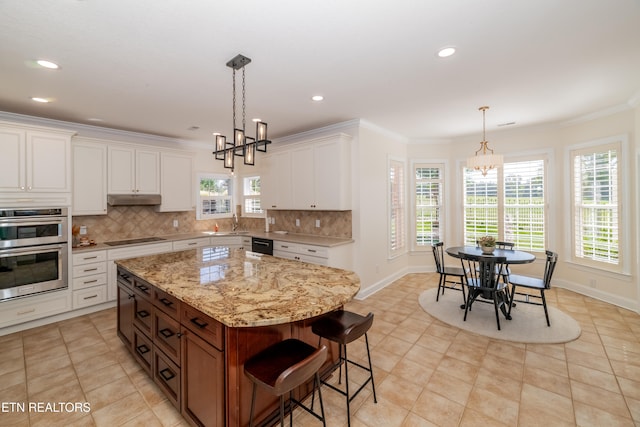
<box><xmin>116</xmin><ymin>266</ymin><xmax>225</xmax><ymax>427</ymax></box>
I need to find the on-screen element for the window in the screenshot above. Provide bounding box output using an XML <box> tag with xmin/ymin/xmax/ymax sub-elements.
<box><xmin>571</xmin><ymin>142</ymin><xmax>620</xmax><ymax>267</ymax></box>
<box><xmin>197</xmin><ymin>174</ymin><xmax>233</xmax><ymax>219</ymax></box>
<box><xmin>463</xmin><ymin>159</ymin><xmax>545</xmax><ymax>251</ymax></box>
<box><xmin>413</xmin><ymin>164</ymin><xmax>443</xmax><ymax>249</ymax></box>
<box><xmin>389</xmin><ymin>158</ymin><xmax>406</xmax><ymax>258</ymax></box>
<box><xmin>242</xmin><ymin>176</ymin><xmax>263</xmax><ymax>216</ymax></box>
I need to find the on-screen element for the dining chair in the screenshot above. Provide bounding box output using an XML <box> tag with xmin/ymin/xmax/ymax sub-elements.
<box><xmin>459</xmin><ymin>252</ymin><xmax>509</xmax><ymax>330</ymax></box>
<box><xmin>431</xmin><ymin>242</ymin><xmax>466</xmax><ymax>303</ymax></box>
<box><xmin>507</xmin><ymin>250</ymin><xmax>558</xmax><ymax>326</ymax></box>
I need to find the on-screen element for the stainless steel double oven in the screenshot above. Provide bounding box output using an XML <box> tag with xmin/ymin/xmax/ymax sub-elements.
<box><xmin>0</xmin><ymin>208</ymin><xmax>68</xmax><ymax>301</ymax></box>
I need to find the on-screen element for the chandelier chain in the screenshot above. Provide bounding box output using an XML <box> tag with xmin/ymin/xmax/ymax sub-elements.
<box><xmin>242</xmin><ymin>66</ymin><xmax>246</xmax><ymax>131</ymax></box>
<box><xmin>232</xmin><ymin>69</ymin><xmax>237</xmax><ymax>129</ymax></box>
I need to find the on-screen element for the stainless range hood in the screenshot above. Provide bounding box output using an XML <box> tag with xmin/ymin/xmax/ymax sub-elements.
<box><xmin>107</xmin><ymin>194</ymin><xmax>161</xmax><ymax>206</ymax></box>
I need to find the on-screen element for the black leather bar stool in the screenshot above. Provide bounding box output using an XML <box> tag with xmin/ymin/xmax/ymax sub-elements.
<box><xmin>311</xmin><ymin>310</ymin><xmax>377</xmax><ymax>427</ymax></box>
<box><xmin>244</xmin><ymin>338</ymin><xmax>327</xmax><ymax>427</ymax></box>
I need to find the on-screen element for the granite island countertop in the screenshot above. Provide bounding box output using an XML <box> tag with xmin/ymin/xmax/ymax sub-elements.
<box><xmin>115</xmin><ymin>247</ymin><xmax>360</xmax><ymax>328</ymax></box>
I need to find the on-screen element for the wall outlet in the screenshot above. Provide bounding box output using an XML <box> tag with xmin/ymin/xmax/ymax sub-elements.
<box><xmin>173</xmin><ymin>219</ymin><xmax>179</xmax><ymax>228</ymax></box>
<box><xmin>296</xmin><ymin>218</ymin><xmax>300</xmax><ymax>227</ymax></box>
<box><xmin>79</xmin><ymin>225</ymin><xmax>87</xmax><ymax>235</ymax></box>
<box><xmin>271</xmin><ymin>217</ymin><xmax>275</xmax><ymax>225</ymax></box>
<box><xmin>315</xmin><ymin>219</ymin><xmax>320</xmax><ymax>228</ymax></box>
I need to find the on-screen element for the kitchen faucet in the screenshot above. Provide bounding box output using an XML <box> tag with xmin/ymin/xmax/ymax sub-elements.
<box><xmin>232</xmin><ymin>213</ymin><xmax>238</xmax><ymax>231</ymax></box>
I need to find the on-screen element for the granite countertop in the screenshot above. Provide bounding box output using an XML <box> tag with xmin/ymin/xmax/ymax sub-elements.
<box><xmin>115</xmin><ymin>247</ymin><xmax>360</xmax><ymax>328</ymax></box>
<box><xmin>72</xmin><ymin>231</ymin><xmax>353</xmax><ymax>252</ymax></box>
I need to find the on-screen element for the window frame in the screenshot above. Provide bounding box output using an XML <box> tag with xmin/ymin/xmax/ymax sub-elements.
<box><xmin>388</xmin><ymin>156</ymin><xmax>407</xmax><ymax>259</ymax></box>
<box><xmin>196</xmin><ymin>173</ymin><xmax>234</xmax><ymax>220</ymax></box>
<box><xmin>411</xmin><ymin>161</ymin><xmax>445</xmax><ymax>251</ymax></box>
<box><xmin>566</xmin><ymin>135</ymin><xmax>629</xmax><ymax>274</ymax></box>
<box><xmin>461</xmin><ymin>153</ymin><xmax>549</xmax><ymax>253</ymax></box>
<box><xmin>241</xmin><ymin>174</ymin><xmax>264</xmax><ymax>217</ymax></box>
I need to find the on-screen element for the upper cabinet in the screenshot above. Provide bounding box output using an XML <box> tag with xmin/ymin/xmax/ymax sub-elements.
<box><xmin>0</xmin><ymin>123</ymin><xmax>74</xmax><ymax>195</ymax></box>
<box><xmin>261</xmin><ymin>151</ymin><xmax>292</xmax><ymax>210</ymax></box>
<box><xmin>265</xmin><ymin>133</ymin><xmax>351</xmax><ymax>211</ymax></box>
<box><xmin>108</xmin><ymin>146</ymin><xmax>160</xmax><ymax>194</ymax></box>
<box><xmin>157</xmin><ymin>151</ymin><xmax>194</xmax><ymax>212</ymax></box>
<box><xmin>72</xmin><ymin>138</ymin><xmax>108</xmax><ymax>215</ymax></box>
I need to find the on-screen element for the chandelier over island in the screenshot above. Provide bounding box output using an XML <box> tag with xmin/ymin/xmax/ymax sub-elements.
<box><xmin>213</xmin><ymin>54</ymin><xmax>271</xmax><ymax>170</ymax></box>
<box><xmin>466</xmin><ymin>106</ymin><xmax>503</xmax><ymax>176</ymax></box>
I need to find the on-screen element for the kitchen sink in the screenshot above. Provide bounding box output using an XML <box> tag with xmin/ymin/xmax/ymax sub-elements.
<box><xmin>202</xmin><ymin>231</ymin><xmax>249</xmax><ymax>236</ymax></box>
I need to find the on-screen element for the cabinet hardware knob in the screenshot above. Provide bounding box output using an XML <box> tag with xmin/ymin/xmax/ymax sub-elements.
<box><xmin>136</xmin><ymin>310</ymin><xmax>149</xmax><ymax>318</ymax></box>
<box><xmin>159</xmin><ymin>368</ymin><xmax>175</xmax><ymax>381</ymax></box>
<box><xmin>159</xmin><ymin>298</ymin><xmax>173</xmax><ymax>307</ymax></box>
<box><xmin>190</xmin><ymin>318</ymin><xmax>208</xmax><ymax>328</ymax></box>
<box><xmin>159</xmin><ymin>328</ymin><xmax>174</xmax><ymax>338</ymax></box>
<box><xmin>136</xmin><ymin>344</ymin><xmax>150</xmax><ymax>355</ymax></box>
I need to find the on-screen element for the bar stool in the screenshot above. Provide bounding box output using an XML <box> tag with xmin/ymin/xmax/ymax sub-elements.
<box><xmin>311</xmin><ymin>310</ymin><xmax>377</xmax><ymax>427</ymax></box>
<box><xmin>244</xmin><ymin>338</ymin><xmax>327</xmax><ymax>427</ymax></box>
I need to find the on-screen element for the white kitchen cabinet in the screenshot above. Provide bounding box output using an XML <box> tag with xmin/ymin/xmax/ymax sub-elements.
<box><xmin>261</xmin><ymin>151</ymin><xmax>292</xmax><ymax>209</ymax></box>
<box><xmin>108</xmin><ymin>145</ymin><xmax>160</xmax><ymax>194</ymax></box>
<box><xmin>273</xmin><ymin>240</ymin><xmax>353</xmax><ymax>269</ymax></box>
<box><xmin>72</xmin><ymin>139</ymin><xmax>108</xmax><ymax>215</ymax></box>
<box><xmin>106</xmin><ymin>241</ymin><xmax>173</xmax><ymax>301</ymax></box>
<box><xmin>71</xmin><ymin>250</ymin><xmax>108</xmax><ymax>309</ymax></box>
<box><xmin>157</xmin><ymin>151</ymin><xmax>194</xmax><ymax>212</ymax></box>
<box><xmin>0</xmin><ymin>289</ymin><xmax>71</xmax><ymax>329</ymax></box>
<box><xmin>291</xmin><ymin>134</ymin><xmax>351</xmax><ymax>210</ymax></box>
<box><xmin>173</xmin><ymin>237</ymin><xmax>210</xmax><ymax>251</ymax></box>
<box><xmin>0</xmin><ymin>122</ymin><xmax>74</xmax><ymax>194</ymax></box>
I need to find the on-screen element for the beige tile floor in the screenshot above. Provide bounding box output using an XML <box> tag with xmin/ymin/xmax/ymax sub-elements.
<box><xmin>1</xmin><ymin>272</ymin><xmax>639</xmax><ymax>426</ymax></box>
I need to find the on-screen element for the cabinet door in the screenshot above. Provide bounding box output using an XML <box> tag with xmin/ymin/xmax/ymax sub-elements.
<box><xmin>0</xmin><ymin>127</ymin><xmax>26</xmax><ymax>192</ymax></box>
<box><xmin>291</xmin><ymin>146</ymin><xmax>315</xmax><ymax>209</ymax></box>
<box><xmin>117</xmin><ymin>281</ymin><xmax>135</xmax><ymax>349</ymax></box>
<box><xmin>72</xmin><ymin>141</ymin><xmax>108</xmax><ymax>215</ymax></box>
<box><xmin>108</xmin><ymin>146</ymin><xmax>136</xmax><ymax>193</ymax></box>
<box><xmin>158</xmin><ymin>152</ymin><xmax>193</xmax><ymax>212</ymax></box>
<box><xmin>262</xmin><ymin>151</ymin><xmax>292</xmax><ymax>209</ymax></box>
<box><xmin>135</xmin><ymin>149</ymin><xmax>160</xmax><ymax>194</ymax></box>
<box><xmin>27</xmin><ymin>131</ymin><xmax>71</xmax><ymax>192</ymax></box>
<box><xmin>313</xmin><ymin>140</ymin><xmax>347</xmax><ymax>209</ymax></box>
<box><xmin>181</xmin><ymin>327</ymin><xmax>224</xmax><ymax>427</ymax></box>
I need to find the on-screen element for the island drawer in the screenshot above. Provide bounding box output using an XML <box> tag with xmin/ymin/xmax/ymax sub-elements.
<box><xmin>154</xmin><ymin>308</ymin><xmax>182</xmax><ymax>365</ymax></box>
<box><xmin>154</xmin><ymin>348</ymin><xmax>181</xmax><ymax>410</ymax></box>
<box><xmin>153</xmin><ymin>288</ymin><xmax>181</xmax><ymax>319</ymax></box>
<box><xmin>182</xmin><ymin>305</ymin><xmax>224</xmax><ymax>351</ymax></box>
<box><xmin>132</xmin><ymin>326</ymin><xmax>153</xmax><ymax>376</ymax></box>
<box><xmin>133</xmin><ymin>296</ymin><xmax>153</xmax><ymax>337</ymax></box>
<box><xmin>132</xmin><ymin>277</ymin><xmax>153</xmax><ymax>300</ymax></box>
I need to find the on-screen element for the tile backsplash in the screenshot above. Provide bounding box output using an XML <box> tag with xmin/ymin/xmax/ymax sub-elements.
<box><xmin>73</xmin><ymin>207</ymin><xmax>351</xmax><ymax>243</ymax></box>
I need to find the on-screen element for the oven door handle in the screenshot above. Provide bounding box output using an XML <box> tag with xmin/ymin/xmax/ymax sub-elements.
<box><xmin>0</xmin><ymin>244</ymin><xmax>66</xmax><ymax>258</ymax></box>
<box><xmin>0</xmin><ymin>218</ymin><xmax>64</xmax><ymax>227</ymax></box>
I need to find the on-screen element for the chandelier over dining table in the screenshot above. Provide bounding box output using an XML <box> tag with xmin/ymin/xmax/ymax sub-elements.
<box><xmin>466</xmin><ymin>106</ymin><xmax>503</xmax><ymax>176</ymax></box>
<box><xmin>213</xmin><ymin>54</ymin><xmax>271</xmax><ymax>170</ymax></box>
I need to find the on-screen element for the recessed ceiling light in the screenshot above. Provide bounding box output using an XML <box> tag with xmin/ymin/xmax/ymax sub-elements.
<box><xmin>213</xmin><ymin>132</ymin><xmax>221</xmax><ymax>136</ymax></box>
<box><xmin>87</xmin><ymin>118</ymin><xmax>104</xmax><ymax>122</ymax></box>
<box><xmin>31</xmin><ymin>97</ymin><xmax>50</xmax><ymax>103</ymax></box>
<box><xmin>437</xmin><ymin>47</ymin><xmax>456</xmax><ymax>58</ymax></box>
<box><xmin>311</xmin><ymin>95</ymin><xmax>324</xmax><ymax>102</ymax></box>
<box><xmin>252</xmin><ymin>118</ymin><xmax>262</xmax><ymax>122</ymax></box>
<box><xmin>36</xmin><ymin>60</ymin><xmax>60</xmax><ymax>69</ymax></box>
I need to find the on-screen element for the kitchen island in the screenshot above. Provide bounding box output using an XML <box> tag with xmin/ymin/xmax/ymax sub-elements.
<box><xmin>115</xmin><ymin>246</ymin><xmax>360</xmax><ymax>427</ymax></box>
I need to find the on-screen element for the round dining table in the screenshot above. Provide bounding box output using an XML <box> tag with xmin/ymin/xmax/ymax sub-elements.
<box><xmin>445</xmin><ymin>245</ymin><xmax>536</xmax><ymax>264</ymax></box>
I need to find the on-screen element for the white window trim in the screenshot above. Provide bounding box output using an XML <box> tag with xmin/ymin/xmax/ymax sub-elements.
<box><xmin>410</xmin><ymin>160</ymin><xmax>446</xmax><ymax>252</ymax></box>
<box><xmin>388</xmin><ymin>156</ymin><xmax>407</xmax><ymax>259</ymax></box>
<box><xmin>564</xmin><ymin>134</ymin><xmax>630</xmax><ymax>275</ymax></box>
<box><xmin>196</xmin><ymin>173</ymin><xmax>234</xmax><ymax>220</ymax></box>
<box><xmin>240</xmin><ymin>174</ymin><xmax>265</xmax><ymax>218</ymax></box>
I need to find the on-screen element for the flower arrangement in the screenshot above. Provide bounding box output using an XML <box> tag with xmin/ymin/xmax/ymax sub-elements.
<box><xmin>478</xmin><ymin>235</ymin><xmax>496</xmax><ymax>248</ymax></box>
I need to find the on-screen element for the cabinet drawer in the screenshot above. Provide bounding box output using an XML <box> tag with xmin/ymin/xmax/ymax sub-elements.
<box><xmin>154</xmin><ymin>309</ymin><xmax>181</xmax><ymax>365</ymax></box>
<box><xmin>153</xmin><ymin>287</ymin><xmax>181</xmax><ymax>319</ymax></box>
<box><xmin>132</xmin><ymin>326</ymin><xmax>153</xmax><ymax>376</ymax></box>
<box><xmin>154</xmin><ymin>348</ymin><xmax>180</xmax><ymax>410</ymax></box>
<box><xmin>172</xmin><ymin>238</ymin><xmax>209</xmax><ymax>251</ymax></box>
<box><xmin>182</xmin><ymin>305</ymin><xmax>224</xmax><ymax>351</ymax></box>
<box><xmin>72</xmin><ymin>272</ymin><xmax>107</xmax><ymax>290</ymax></box>
<box><xmin>274</xmin><ymin>241</ymin><xmax>299</xmax><ymax>253</ymax></box>
<box><xmin>0</xmin><ymin>290</ymin><xmax>70</xmax><ymax>327</ymax></box>
<box><xmin>72</xmin><ymin>250</ymin><xmax>107</xmax><ymax>265</ymax></box>
<box><xmin>299</xmin><ymin>244</ymin><xmax>328</xmax><ymax>258</ymax></box>
<box><xmin>133</xmin><ymin>296</ymin><xmax>153</xmax><ymax>337</ymax></box>
<box><xmin>72</xmin><ymin>262</ymin><xmax>107</xmax><ymax>278</ymax></box>
<box><xmin>72</xmin><ymin>285</ymin><xmax>107</xmax><ymax>308</ymax></box>
<box><xmin>132</xmin><ymin>277</ymin><xmax>153</xmax><ymax>300</ymax></box>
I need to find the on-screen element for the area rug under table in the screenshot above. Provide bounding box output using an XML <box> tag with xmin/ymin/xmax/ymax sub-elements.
<box><xmin>418</xmin><ymin>288</ymin><xmax>581</xmax><ymax>344</ymax></box>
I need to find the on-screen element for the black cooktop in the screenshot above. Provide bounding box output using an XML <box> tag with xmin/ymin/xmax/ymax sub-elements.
<box><xmin>104</xmin><ymin>237</ymin><xmax>166</xmax><ymax>246</ymax></box>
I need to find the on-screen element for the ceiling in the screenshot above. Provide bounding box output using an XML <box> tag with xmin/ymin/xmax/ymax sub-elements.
<box><xmin>1</xmin><ymin>0</ymin><xmax>640</xmax><ymax>145</ymax></box>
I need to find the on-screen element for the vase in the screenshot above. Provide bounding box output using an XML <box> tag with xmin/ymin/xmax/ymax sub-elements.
<box><xmin>481</xmin><ymin>246</ymin><xmax>495</xmax><ymax>254</ymax></box>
